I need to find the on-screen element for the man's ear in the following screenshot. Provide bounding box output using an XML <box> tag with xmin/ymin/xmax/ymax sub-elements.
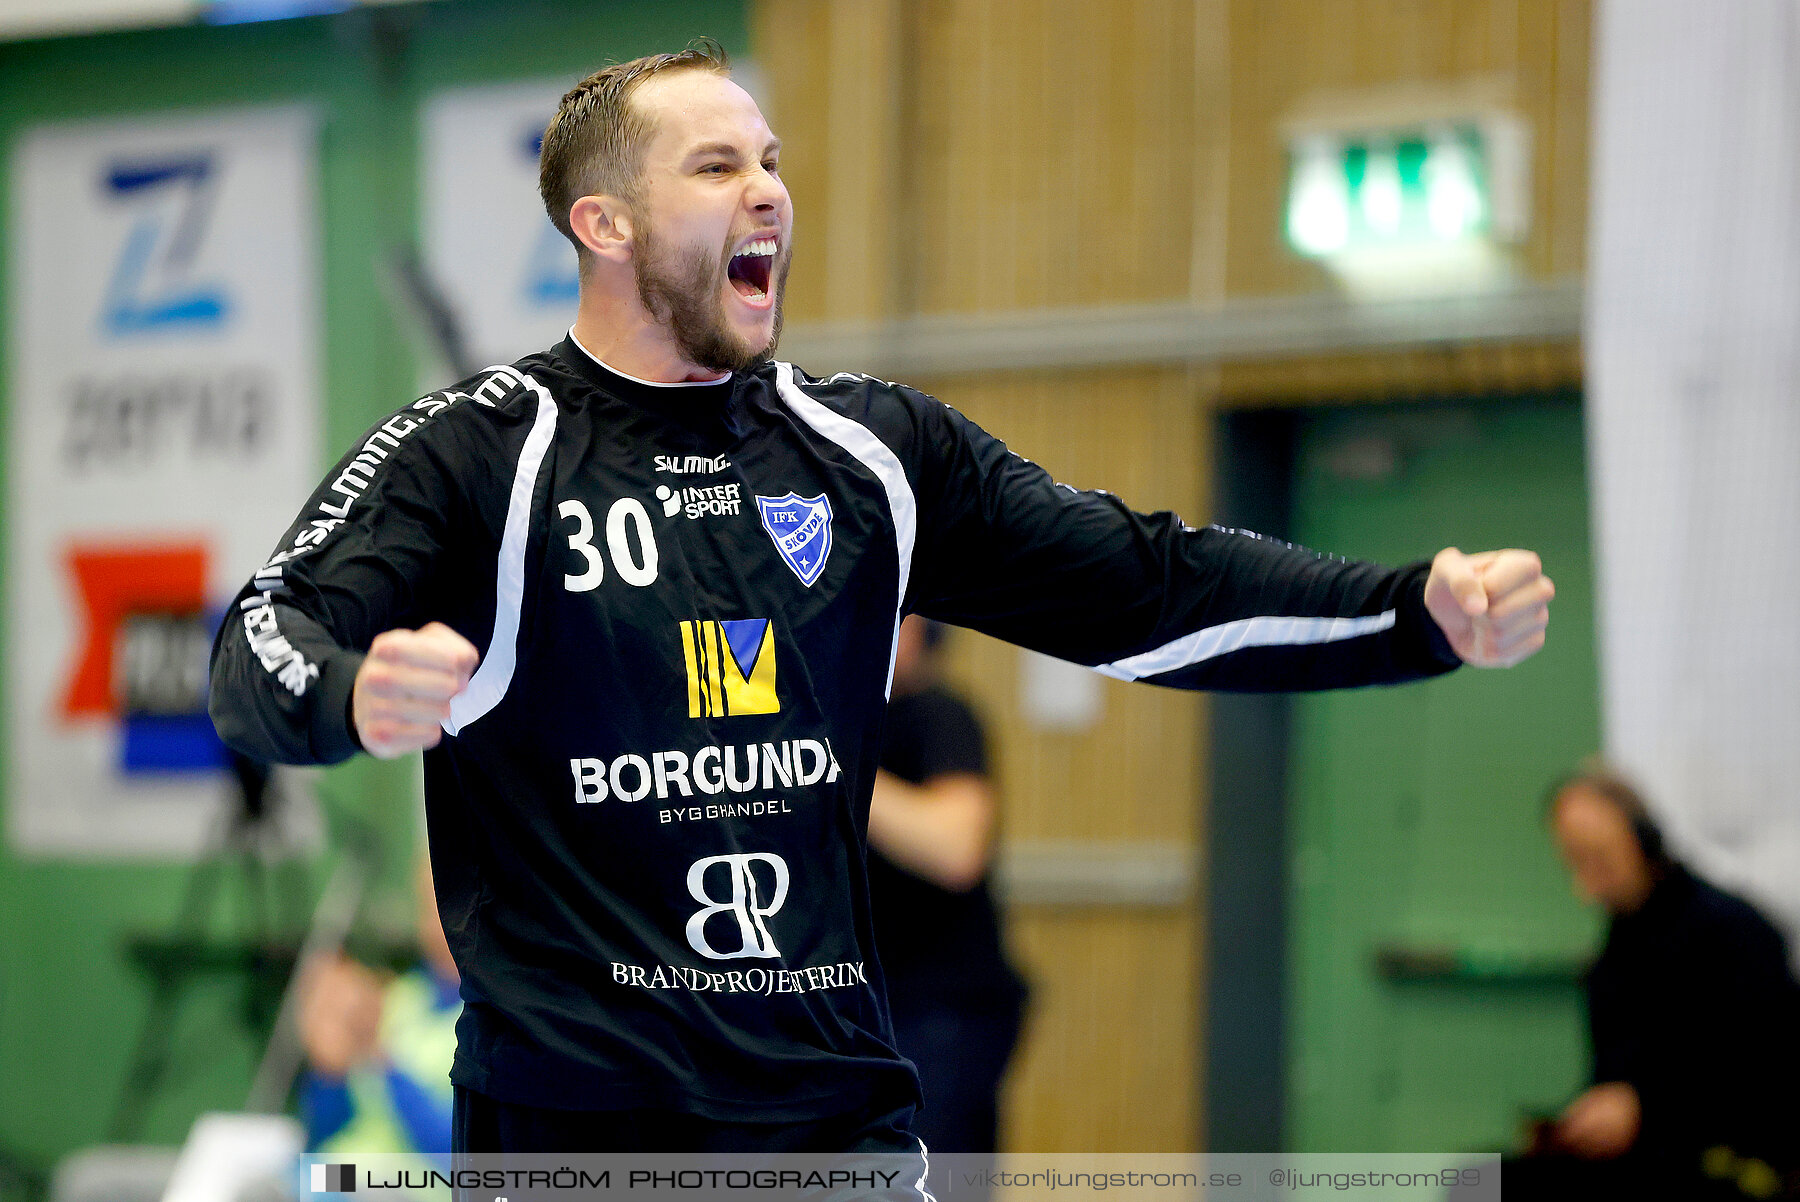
<box><xmin>569</xmin><ymin>195</ymin><xmax>634</xmax><ymax>264</ymax></box>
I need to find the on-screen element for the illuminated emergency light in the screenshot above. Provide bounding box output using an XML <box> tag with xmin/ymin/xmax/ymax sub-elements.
<box><xmin>1285</xmin><ymin>124</ymin><xmax>1506</xmax><ymax>257</ymax></box>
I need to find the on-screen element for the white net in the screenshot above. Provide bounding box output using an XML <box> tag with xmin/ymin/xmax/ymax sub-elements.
<box><xmin>1588</xmin><ymin>0</ymin><xmax>1800</xmax><ymax>963</ymax></box>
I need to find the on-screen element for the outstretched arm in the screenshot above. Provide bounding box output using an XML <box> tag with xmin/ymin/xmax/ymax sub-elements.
<box><xmin>881</xmin><ymin>385</ymin><xmax>1552</xmax><ymax>690</ymax></box>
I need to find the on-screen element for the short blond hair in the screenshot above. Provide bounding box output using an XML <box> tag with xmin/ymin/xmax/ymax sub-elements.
<box><xmin>538</xmin><ymin>38</ymin><xmax>731</xmax><ymax>255</ymax></box>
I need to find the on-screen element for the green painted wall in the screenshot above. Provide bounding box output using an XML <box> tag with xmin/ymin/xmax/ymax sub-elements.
<box><xmin>1284</xmin><ymin>395</ymin><xmax>1603</xmax><ymax>1151</ymax></box>
<box><xmin>0</xmin><ymin>0</ymin><xmax>745</xmax><ymax>1176</ymax></box>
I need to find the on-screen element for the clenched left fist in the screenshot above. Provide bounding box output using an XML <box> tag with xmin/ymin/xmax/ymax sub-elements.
<box><xmin>1423</xmin><ymin>547</ymin><xmax>1554</xmax><ymax>668</ymax></box>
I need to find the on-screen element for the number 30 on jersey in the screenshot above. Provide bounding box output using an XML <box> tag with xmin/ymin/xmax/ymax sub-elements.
<box><xmin>558</xmin><ymin>498</ymin><xmax>659</xmax><ymax>590</ymax></box>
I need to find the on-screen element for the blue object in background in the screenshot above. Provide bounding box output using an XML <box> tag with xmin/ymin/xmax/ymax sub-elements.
<box><xmin>204</xmin><ymin>0</ymin><xmax>353</xmax><ymax>24</ymax></box>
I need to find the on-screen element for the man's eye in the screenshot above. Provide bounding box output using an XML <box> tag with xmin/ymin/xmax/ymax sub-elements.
<box><xmin>702</xmin><ymin>163</ymin><xmax>731</xmax><ymax>175</ymax></box>
<box><xmin>763</xmin><ymin>161</ymin><xmax>780</xmax><ymax>175</ymax></box>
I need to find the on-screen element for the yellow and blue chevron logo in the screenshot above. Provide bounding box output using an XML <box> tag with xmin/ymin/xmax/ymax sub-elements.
<box><xmin>680</xmin><ymin>619</ymin><xmax>779</xmax><ymax>718</ymax></box>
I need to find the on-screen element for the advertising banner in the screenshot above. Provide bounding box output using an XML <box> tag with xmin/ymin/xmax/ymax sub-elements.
<box><xmin>420</xmin><ymin>79</ymin><xmax>578</xmax><ymax>373</ymax></box>
<box><xmin>7</xmin><ymin>105</ymin><xmax>322</xmax><ymax>857</ymax></box>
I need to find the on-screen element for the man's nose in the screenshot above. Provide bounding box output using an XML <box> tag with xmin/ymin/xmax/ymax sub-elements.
<box><xmin>747</xmin><ymin>169</ymin><xmax>787</xmax><ymax>214</ymax></box>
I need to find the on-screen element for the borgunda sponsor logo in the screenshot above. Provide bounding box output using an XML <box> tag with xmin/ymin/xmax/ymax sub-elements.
<box><xmin>569</xmin><ymin>737</ymin><xmax>842</xmax><ymax>805</ymax></box>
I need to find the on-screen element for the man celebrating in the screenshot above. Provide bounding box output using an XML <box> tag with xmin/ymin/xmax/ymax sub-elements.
<box><xmin>210</xmin><ymin>41</ymin><xmax>1553</xmax><ymax>1158</ymax></box>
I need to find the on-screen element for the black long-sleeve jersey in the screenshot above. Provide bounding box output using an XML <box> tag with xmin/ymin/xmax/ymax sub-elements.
<box><xmin>210</xmin><ymin>334</ymin><xmax>1460</xmax><ymax>1121</ymax></box>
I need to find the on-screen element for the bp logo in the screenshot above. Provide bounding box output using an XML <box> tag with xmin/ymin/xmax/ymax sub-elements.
<box><xmin>685</xmin><ymin>853</ymin><xmax>789</xmax><ymax>959</ymax></box>
<box><xmin>755</xmin><ymin>492</ymin><xmax>833</xmax><ymax>587</ymax></box>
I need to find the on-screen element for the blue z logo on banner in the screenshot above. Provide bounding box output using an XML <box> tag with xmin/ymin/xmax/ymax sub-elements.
<box><xmin>756</xmin><ymin>493</ymin><xmax>834</xmax><ymax>587</ymax></box>
<box><xmin>99</xmin><ymin>154</ymin><xmax>231</xmax><ymax>336</ymax></box>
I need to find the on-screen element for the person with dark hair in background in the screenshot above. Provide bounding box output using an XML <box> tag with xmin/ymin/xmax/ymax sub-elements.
<box><xmin>867</xmin><ymin>616</ymin><xmax>1025</xmax><ymax>1179</ymax></box>
<box><xmin>1510</xmin><ymin>764</ymin><xmax>1800</xmax><ymax>1200</ymax></box>
<box><xmin>209</xmin><ymin>39</ymin><xmax>1556</xmax><ymax>1159</ymax></box>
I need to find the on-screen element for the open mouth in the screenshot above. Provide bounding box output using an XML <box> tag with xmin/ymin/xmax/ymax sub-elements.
<box><xmin>727</xmin><ymin>237</ymin><xmax>777</xmax><ymax>303</ymax></box>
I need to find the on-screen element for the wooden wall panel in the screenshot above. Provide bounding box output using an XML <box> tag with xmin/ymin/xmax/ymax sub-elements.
<box><xmin>1003</xmin><ymin>909</ymin><xmax>1201</xmax><ymax>1151</ymax></box>
<box><xmin>923</xmin><ymin>366</ymin><xmax>1209</xmax><ymax>842</ymax></box>
<box><xmin>911</xmin><ymin>365</ymin><xmax>1211</xmax><ymax>1151</ymax></box>
<box><xmin>1538</xmin><ymin>0</ymin><xmax>1591</xmax><ymax>278</ymax></box>
<box><xmin>763</xmin><ymin>0</ymin><xmax>1214</xmax><ymax>320</ymax></box>
<box><xmin>752</xmin><ymin>0</ymin><xmax>833</xmax><ymax>324</ymax></box>
<box><xmin>1225</xmin><ymin>0</ymin><xmax>1591</xmax><ymax>299</ymax></box>
<box><xmin>907</xmin><ymin>0</ymin><xmax>1201</xmax><ymax>312</ymax></box>
<box><xmin>817</xmin><ymin>0</ymin><xmax>904</xmax><ymax>319</ymax></box>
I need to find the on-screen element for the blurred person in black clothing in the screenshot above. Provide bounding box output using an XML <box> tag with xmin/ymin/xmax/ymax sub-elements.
<box><xmin>867</xmin><ymin>616</ymin><xmax>1027</xmax><ymax>1168</ymax></box>
<box><xmin>1506</xmin><ymin>764</ymin><xmax>1800</xmax><ymax>1200</ymax></box>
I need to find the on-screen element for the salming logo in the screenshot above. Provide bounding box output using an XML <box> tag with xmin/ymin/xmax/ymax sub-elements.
<box><xmin>680</xmin><ymin>619</ymin><xmax>778</xmax><ymax>718</ymax></box>
<box><xmin>655</xmin><ymin>453</ymin><xmax>732</xmax><ymax>474</ymax></box>
<box><xmin>240</xmin><ymin>373</ymin><xmax>510</xmax><ymax>701</ymax></box>
<box><xmin>238</xmin><ymin>593</ymin><xmax>319</xmax><ymax>696</ymax></box>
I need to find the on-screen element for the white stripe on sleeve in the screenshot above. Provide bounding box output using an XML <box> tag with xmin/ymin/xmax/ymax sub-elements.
<box><xmin>444</xmin><ymin>371</ymin><xmax>559</xmax><ymax>735</ymax></box>
<box><xmin>1094</xmin><ymin>609</ymin><xmax>1397</xmax><ymax>681</ymax></box>
<box><xmin>774</xmin><ymin>363</ymin><xmax>918</xmax><ymax>697</ymax></box>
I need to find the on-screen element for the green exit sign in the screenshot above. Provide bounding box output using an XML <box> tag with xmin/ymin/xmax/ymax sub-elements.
<box><xmin>1286</xmin><ymin>123</ymin><xmax>1516</xmax><ymax>258</ymax></box>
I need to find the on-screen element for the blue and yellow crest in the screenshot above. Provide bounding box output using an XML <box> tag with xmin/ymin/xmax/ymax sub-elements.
<box><xmin>679</xmin><ymin>619</ymin><xmax>779</xmax><ymax>718</ymax></box>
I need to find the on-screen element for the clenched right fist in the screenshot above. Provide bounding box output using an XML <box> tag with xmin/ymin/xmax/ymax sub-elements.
<box><xmin>352</xmin><ymin>621</ymin><xmax>479</xmax><ymax>758</ymax></box>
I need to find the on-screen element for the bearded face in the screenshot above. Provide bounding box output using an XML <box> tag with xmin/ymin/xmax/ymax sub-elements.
<box><xmin>632</xmin><ymin>213</ymin><xmax>793</xmax><ymax>375</ymax></box>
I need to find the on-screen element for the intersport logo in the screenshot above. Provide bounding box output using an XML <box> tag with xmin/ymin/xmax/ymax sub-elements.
<box><xmin>657</xmin><ymin>481</ymin><xmax>742</xmax><ymax>520</ymax></box>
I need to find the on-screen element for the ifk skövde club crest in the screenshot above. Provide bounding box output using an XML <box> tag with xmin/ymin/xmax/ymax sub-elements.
<box><xmin>755</xmin><ymin>492</ymin><xmax>833</xmax><ymax>587</ymax></box>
